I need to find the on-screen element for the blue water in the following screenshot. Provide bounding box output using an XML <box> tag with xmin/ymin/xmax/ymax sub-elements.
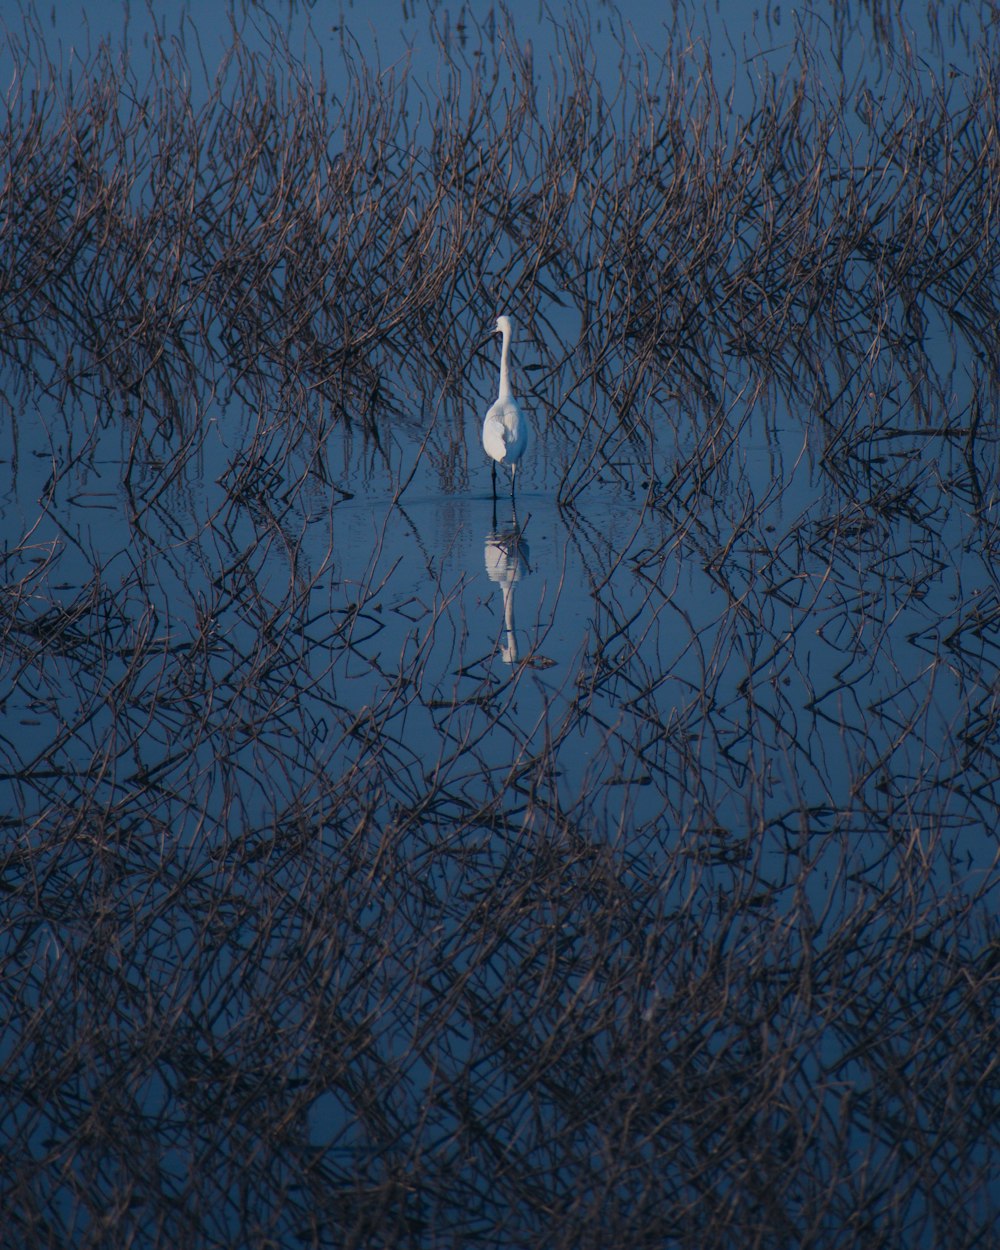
<box><xmin>1</xmin><ymin>2</ymin><xmax>997</xmax><ymax>1247</ymax></box>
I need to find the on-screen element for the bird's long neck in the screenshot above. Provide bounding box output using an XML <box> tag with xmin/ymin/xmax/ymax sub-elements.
<box><xmin>498</xmin><ymin>325</ymin><xmax>512</xmax><ymax>400</ymax></box>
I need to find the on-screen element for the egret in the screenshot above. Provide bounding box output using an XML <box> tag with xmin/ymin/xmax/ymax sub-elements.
<box><xmin>482</xmin><ymin>315</ymin><xmax>529</xmax><ymax>498</ymax></box>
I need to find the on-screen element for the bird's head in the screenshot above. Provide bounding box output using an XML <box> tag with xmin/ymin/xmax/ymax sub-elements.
<box><xmin>495</xmin><ymin>315</ymin><xmax>512</xmax><ymax>337</ymax></box>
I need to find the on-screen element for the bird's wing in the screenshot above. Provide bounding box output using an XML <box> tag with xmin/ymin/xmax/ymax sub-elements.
<box><xmin>484</xmin><ymin>399</ymin><xmax>526</xmax><ymax>457</ymax></box>
<box><xmin>482</xmin><ymin>408</ymin><xmax>508</xmax><ymax>462</ymax></box>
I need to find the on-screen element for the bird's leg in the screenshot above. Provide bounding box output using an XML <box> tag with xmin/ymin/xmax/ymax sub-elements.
<box><xmin>492</xmin><ymin>460</ymin><xmax>497</xmax><ymax>499</ymax></box>
<box><xmin>510</xmin><ymin>462</ymin><xmax>516</xmax><ymax>498</ymax></box>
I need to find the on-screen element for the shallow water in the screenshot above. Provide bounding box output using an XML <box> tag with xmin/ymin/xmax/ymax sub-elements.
<box><xmin>1</xmin><ymin>2</ymin><xmax>997</xmax><ymax>1247</ymax></box>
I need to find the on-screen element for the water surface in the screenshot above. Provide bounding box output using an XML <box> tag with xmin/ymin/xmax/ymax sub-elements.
<box><xmin>1</xmin><ymin>2</ymin><xmax>997</xmax><ymax>1246</ymax></box>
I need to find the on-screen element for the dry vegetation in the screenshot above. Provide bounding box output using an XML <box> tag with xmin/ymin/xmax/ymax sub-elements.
<box><xmin>0</xmin><ymin>2</ymin><xmax>997</xmax><ymax>1248</ymax></box>
<box><xmin>1</xmin><ymin>2</ymin><xmax>998</xmax><ymax>493</ymax></box>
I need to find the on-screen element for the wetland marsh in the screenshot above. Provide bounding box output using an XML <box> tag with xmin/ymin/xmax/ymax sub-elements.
<box><xmin>0</xmin><ymin>1</ymin><xmax>997</xmax><ymax>1246</ymax></box>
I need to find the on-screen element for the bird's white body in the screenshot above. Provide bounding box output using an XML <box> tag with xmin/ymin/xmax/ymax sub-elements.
<box><xmin>482</xmin><ymin>396</ymin><xmax>527</xmax><ymax>467</ymax></box>
<box><xmin>483</xmin><ymin>315</ymin><xmax>528</xmax><ymax>494</ymax></box>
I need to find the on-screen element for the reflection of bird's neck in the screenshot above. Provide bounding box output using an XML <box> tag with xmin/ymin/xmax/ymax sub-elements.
<box><xmin>501</xmin><ymin>581</ymin><xmax>517</xmax><ymax>664</ymax></box>
<box><xmin>498</xmin><ymin>323</ymin><xmax>512</xmax><ymax>400</ymax></box>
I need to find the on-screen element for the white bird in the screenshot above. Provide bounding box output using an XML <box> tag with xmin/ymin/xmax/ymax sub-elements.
<box><xmin>482</xmin><ymin>315</ymin><xmax>529</xmax><ymax>498</ymax></box>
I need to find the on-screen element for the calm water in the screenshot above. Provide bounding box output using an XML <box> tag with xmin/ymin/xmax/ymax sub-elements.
<box><xmin>1</xmin><ymin>2</ymin><xmax>997</xmax><ymax>1247</ymax></box>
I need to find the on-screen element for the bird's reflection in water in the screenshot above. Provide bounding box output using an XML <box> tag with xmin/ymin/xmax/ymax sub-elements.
<box><xmin>484</xmin><ymin>503</ymin><xmax>530</xmax><ymax>665</ymax></box>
